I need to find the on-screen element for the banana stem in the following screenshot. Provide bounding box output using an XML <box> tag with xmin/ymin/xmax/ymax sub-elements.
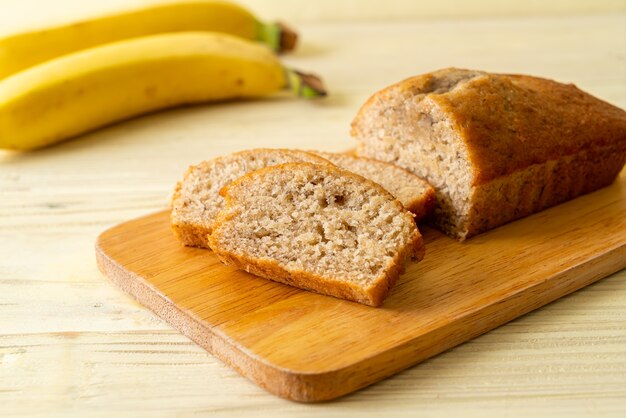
<box><xmin>257</xmin><ymin>22</ymin><xmax>298</xmax><ymax>53</ymax></box>
<box><xmin>285</xmin><ymin>69</ymin><xmax>327</xmax><ymax>99</ymax></box>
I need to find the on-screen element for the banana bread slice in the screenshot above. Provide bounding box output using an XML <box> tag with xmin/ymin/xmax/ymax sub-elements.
<box><xmin>352</xmin><ymin>68</ymin><xmax>626</xmax><ymax>240</ymax></box>
<box><xmin>171</xmin><ymin>149</ymin><xmax>331</xmax><ymax>248</ymax></box>
<box><xmin>208</xmin><ymin>163</ymin><xmax>424</xmax><ymax>307</ymax></box>
<box><xmin>312</xmin><ymin>151</ymin><xmax>436</xmax><ymax>222</ymax></box>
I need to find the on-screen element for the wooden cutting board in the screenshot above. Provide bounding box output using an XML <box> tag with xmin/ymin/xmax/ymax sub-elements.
<box><xmin>95</xmin><ymin>169</ymin><xmax>626</xmax><ymax>402</ymax></box>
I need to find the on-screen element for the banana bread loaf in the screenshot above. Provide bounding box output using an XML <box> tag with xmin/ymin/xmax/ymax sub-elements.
<box><xmin>352</xmin><ymin>68</ymin><xmax>626</xmax><ymax>239</ymax></box>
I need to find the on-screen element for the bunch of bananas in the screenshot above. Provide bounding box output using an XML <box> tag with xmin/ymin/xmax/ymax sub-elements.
<box><xmin>0</xmin><ymin>0</ymin><xmax>326</xmax><ymax>150</ymax></box>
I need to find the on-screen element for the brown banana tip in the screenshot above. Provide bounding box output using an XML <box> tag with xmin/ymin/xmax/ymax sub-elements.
<box><xmin>295</xmin><ymin>70</ymin><xmax>327</xmax><ymax>97</ymax></box>
<box><xmin>278</xmin><ymin>21</ymin><xmax>298</xmax><ymax>53</ymax></box>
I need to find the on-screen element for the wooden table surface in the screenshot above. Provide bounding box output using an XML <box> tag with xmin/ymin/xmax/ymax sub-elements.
<box><xmin>1</xmin><ymin>1</ymin><xmax>625</xmax><ymax>416</ymax></box>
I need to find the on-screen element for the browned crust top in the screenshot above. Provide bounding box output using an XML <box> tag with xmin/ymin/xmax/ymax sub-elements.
<box><xmin>353</xmin><ymin>68</ymin><xmax>626</xmax><ymax>185</ymax></box>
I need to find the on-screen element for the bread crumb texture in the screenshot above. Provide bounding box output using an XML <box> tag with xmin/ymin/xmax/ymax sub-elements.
<box><xmin>208</xmin><ymin>163</ymin><xmax>424</xmax><ymax>306</ymax></box>
<box><xmin>312</xmin><ymin>151</ymin><xmax>436</xmax><ymax>222</ymax></box>
<box><xmin>170</xmin><ymin>149</ymin><xmax>331</xmax><ymax>247</ymax></box>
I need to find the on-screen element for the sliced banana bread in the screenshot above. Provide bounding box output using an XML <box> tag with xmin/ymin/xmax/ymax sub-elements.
<box><xmin>312</xmin><ymin>151</ymin><xmax>436</xmax><ymax>222</ymax></box>
<box><xmin>352</xmin><ymin>68</ymin><xmax>626</xmax><ymax>240</ymax></box>
<box><xmin>171</xmin><ymin>149</ymin><xmax>331</xmax><ymax>248</ymax></box>
<box><xmin>208</xmin><ymin>163</ymin><xmax>424</xmax><ymax>307</ymax></box>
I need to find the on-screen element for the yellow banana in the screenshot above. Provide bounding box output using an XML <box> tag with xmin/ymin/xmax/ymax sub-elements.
<box><xmin>0</xmin><ymin>32</ymin><xmax>325</xmax><ymax>151</ymax></box>
<box><xmin>0</xmin><ymin>0</ymin><xmax>298</xmax><ymax>80</ymax></box>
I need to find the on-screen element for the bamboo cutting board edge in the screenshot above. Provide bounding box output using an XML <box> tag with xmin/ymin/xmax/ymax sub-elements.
<box><xmin>95</xmin><ymin>244</ymin><xmax>315</xmax><ymax>398</ymax></box>
<box><xmin>95</xmin><ymin>196</ymin><xmax>626</xmax><ymax>402</ymax></box>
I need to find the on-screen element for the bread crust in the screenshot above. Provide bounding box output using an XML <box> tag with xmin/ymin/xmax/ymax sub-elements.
<box><xmin>353</xmin><ymin>68</ymin><xmax>626</xmax><ymax>186</ymax></box>
<box><xmin>465</xmin><ymin>146</ymin><xmax>626</xmax><ymax>239</ymax></box>
<box><xmin>210</xmin><ymin>234</ymin><xmax>422</xmax><ymax>307</ymax></box>
<box><xmin>352</xmin><ymin>68</ymin><xmax>626</xmax><ymax>239</ymax></box>
<box><xmin>209</xmin><ymin>162</ymin><xmax>425</xmax><ymax>307</ymax></box>
<box><xmin>435</xmin><ymin>72</ymin><xmax>626</xmax><ymax>185</ymax></box>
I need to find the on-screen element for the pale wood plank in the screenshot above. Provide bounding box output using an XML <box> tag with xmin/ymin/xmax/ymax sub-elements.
<box><xmin>0</xmin><ymin>0</ymin><xmax>624</xmax><ymax>33</ymax></box>
<box><xmin>1</xmin><ymin>12</ymin><xmax>626</xmax><ymax>417</ymax></box>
